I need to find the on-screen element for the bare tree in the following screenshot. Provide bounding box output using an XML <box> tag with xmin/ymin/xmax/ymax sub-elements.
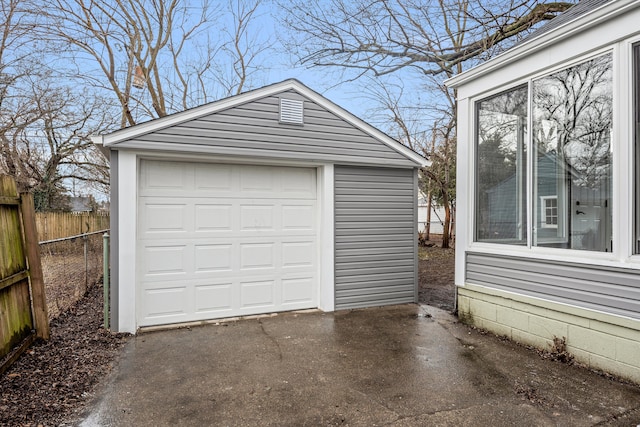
<box><xmin>0</xmin><ymin>0</ymin><xmax>39</xmax><ymax>185</ymax></box>
<box><xmin>281</xmin><ymin>0</ymin><xmax>575</xmax><ymax>248</ymax></box>
<box><xmin>0</xmin><ymin>0</ymin><xmax>111</xmax><ymax>209</ymax></box>
<box><xmin>1</xmin><ymin>0</ymin><xmax>271</xmax><ymax>209</ymax></box>
<box><xmin>1</xmin><ymin>79</ymin><xmax>111</xmax><ymax>210</ymax></box>
<box><xmin>39</xmin><ymin>0</ymin><xmax>271</xmax><ymax>127</ymax></box>
<box><xmin>364</xmin><ymin>78</ymin><xmax>455</xmax><ymax>244</ymax></box>
<box><xmin>215</xmin><ymin>0</ymin><xmax>271</xmax><ymax>96</ymax></box>
<box><xmin>32</xmin><ymin>87</ymin><xmax>111</xmax><ymax>210</ymax></box>
<box><xmin>282</xmin><ymin>0</ymin><xmax>573</xmax><ymax>79</ymax></box>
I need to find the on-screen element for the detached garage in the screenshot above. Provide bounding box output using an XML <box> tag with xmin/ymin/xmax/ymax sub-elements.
<box><xmin>93</xmin><ymin>79</ymin><xmax>427</xmax><ymax>333</ymax></box>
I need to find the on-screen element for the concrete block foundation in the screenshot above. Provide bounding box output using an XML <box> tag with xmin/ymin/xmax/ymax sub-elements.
<box><xmin>458</xmin><ymin>284</ymin><xmax>640</xmax><ymax>384</ymax></box>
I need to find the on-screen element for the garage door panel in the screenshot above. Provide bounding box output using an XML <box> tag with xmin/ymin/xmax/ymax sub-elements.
<box><xmin>140</xmin><ymin>162</ymin><xmax>317</xmax><ymax>198</ymax></box>
<box><xmin>240</xmin><ymin>280</ymin><xmax>275</xmax><ymax>308</ymax></box>
<box><xmin>194</xmin><ymin>244</ymin><xmax>232</xmax><ymax>272</ymax></box>
<box><xmin>143</xmin><ymin>245</ymin><xmax>188</xmax><ymax>277</ymax></box>
<box><xmin>142</xmin><ymin>286</ymin><xmax>189</xmax><ymax>319</ymax></box>
<box><xmin>282</xmin><ymin>277</ymin><xmax>315</xmax><ymax>305</ymax></box>
<box><xmin>138</xmin><ymin>160</ymin><xmax>318</xmax><ymax>327</ymax></box>
<box><xmin>240</xmin><ymin>243</ymin><xmax>275</xmax><ymax>270</ymax></box>
<box><xmin>141</xmin><ymin>203</ymin><xmax>189</xmax><ymax>234</ymax></box>
<box><xmin>143</xmin><ymin>161</ymin><xmax>187</xmax><ymax>190</ymax></box>
<box><xmin>282</xmin><ymin>241</ymin><xmax>315</xmax><ymax>267</ymax></box>
<box><xmin>195</xmin><ymin>283</ymin><xmax>234</xmax><ymax>313</ymax></box>
<box><xmin>240</xmin><ymin>205</ymin><xmax>275</xmax><ymax>230</ymax></box>
<box><xmin>194</xmin><ymin>164</ymin><xmax>233</xmax><ymax>191</ymax></box>
<box><xmin>195</xmin><ymin>204</ymin><xmax>233</xmax><ymax>231</ymax></box>
<box><xmin>236</xmin><ymin>231</ymin><xmax>316</xmax><ymax>239</ymax></box>
<box><xmin>282</xmin><ymin>205</ymin><xmax>315</xmax><ymax>230</ymax></box>
<box><xmin>240</xmin><ymin>166</ymin><xmax>275</xmax><ymax>193</ymax></box>
<box><xmin>140</xmin><ymin>199</ymin><xmax>317</xmax><ymax>237</ymax></box>
<box><xmin>282</xmin><ymin>168</ymin><xmax>316</xmax><ymax>197</ymax></box>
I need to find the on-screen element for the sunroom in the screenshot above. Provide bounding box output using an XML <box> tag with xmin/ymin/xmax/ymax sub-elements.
<box><xmin>447</xmin><ymin>0</ymin><xmax>640</xmax><ymax>383</ymax></box>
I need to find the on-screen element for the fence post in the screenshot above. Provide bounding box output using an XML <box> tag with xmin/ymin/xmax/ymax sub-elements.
<box><xmin>84</xmin><ymin>233</ymin><xmax>88</xmax><ymax>293</ymax></box>
<box><xmin>103</xmin><ymin>232</ymin><xmax>110</xmax><ymax>330</ymax></box>
<box><xmin>20</xmin><ymin>193</ymin><xmax>50</xmax><ymax>340</ymax></box>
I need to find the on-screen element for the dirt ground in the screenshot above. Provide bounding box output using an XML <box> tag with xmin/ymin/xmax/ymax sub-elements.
<box><xmin>0</xmin><ymin>283</ymin><xmax>128</xmax><ymax>426</ymax></box>
<box><xmin>418</xmin><ymin>235</ymin><xmax>456</xmax><ymax>311</ymax></box>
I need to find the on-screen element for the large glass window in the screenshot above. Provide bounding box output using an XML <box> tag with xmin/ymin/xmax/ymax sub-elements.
<box><xmin>475</xmin><ymin>53</ymin><xmax>613</xmax><ymax>252</ymax></box>
<box><xmin>533</xmin><ymin>53</ymin><xmax>612</xmax><ymax>251</ymax></box>
<box><xmin>475</xmin><ymin>85</ymin><xmax>528</xmax><ymax>244</ymax></box>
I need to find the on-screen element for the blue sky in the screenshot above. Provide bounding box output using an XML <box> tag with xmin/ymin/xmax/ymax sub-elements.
<box><xmin>243</xmin><ymin>2</ymin><xmax>434</xmax><ymax>140</ymax></box>
<box><xmin>229</xmin><ymin>2</ymin><xmax>400</xmax><ymax>126</ymax></box>
<box><xmin>266</xmin><ymin>66</ymin><xmax>371</xmax><ymax>120</ymax></box>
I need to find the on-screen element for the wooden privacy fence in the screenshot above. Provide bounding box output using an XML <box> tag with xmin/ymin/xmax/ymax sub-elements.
<box><xmin>36</xmin><ymin>211</ymin><xmax>109</xmax><ymax>241</ymax></box>
<box><xmin>0</xmin><ymin>175</ymin><xmax>49</xmax><ymax>374</ymax></box>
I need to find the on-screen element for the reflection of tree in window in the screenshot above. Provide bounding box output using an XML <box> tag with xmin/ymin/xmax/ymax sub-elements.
<box><xmin>476</xmin><ymin>86</ymin><xmax>528</xmax><ymax>243</ymax></box>
<box><xmin>533</xmin><ymin>53</ymin><xmax>612</xmax><ymax>251</ymax></box>
<box><xmin>534</xmin><ymin>54</ymin><xmax>612</xmax><ymax>187</ymax></box>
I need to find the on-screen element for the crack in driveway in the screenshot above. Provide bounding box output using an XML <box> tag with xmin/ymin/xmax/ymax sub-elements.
<box><xmin>258</xmin><ymin>319</ymin><xmax>283</xmax><ymax>361</ymax></box>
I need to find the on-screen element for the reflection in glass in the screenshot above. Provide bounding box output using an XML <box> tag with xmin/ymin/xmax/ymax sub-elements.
<box><xmin>634</xmin><ymin>43</ymin><xmax>640</xmax><ymax>254</ymax></box>
<box><xmin>533</xmin><ymin>53</ymin><xmax>613</xmax><ymax>251</ymax></box>
<box><xmin>475</xmin><ymin>85</ymin><xmax>528</xmax><ymax>244</ymax></box>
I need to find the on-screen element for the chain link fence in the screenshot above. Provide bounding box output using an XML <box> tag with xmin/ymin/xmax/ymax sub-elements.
<box><xmin>40</xmin><ymin>230</ymin><xmax>108</xmax><ymax>319</ymax></box>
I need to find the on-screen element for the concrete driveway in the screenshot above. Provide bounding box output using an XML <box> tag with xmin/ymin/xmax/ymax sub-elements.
<box><xmin>80</xmin><ymin>304</ymin><xmax>640</xmax><ymax>426</ymax></box>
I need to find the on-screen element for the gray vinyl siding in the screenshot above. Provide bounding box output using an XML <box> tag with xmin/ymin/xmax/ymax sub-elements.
<box><xmin>466</xmin><ymin>252</ymin><xmax>640</xmax><ymax>320</ymax></box>
<box><xmin>335</xmin><ymin>166</ymin><xmax>418</xmax><ymax>309</ymax></box>
<box><xmin>127</xmin><ymin>90</ymin><xmax>416</xmax><ymax>167</ymax></box>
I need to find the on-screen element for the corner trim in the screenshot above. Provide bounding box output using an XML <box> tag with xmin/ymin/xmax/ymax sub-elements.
<box><xmin>320</xmin><ymin>164</ymin><xmax>335</xmax><ymax>312</ymax></box>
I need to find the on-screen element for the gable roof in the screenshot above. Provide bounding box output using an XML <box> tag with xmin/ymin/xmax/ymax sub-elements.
<box><xmin>92</xmin><ymin>79</ymin><xmax>427</xmax><ymax>167</ymax></box>
<box><xmin>446</xmin><ymin>0</ymin><xmax>637</xmax><ymax>89</ymax></box>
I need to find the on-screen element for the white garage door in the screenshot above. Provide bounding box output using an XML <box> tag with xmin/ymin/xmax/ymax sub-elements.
<box><xmin>137</xmin><ymin>160</ymin><xmax>318</xmax><ymax>327</ymax></box>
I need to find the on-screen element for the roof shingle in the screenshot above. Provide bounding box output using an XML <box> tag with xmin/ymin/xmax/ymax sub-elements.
<box><xmin>519</xmin><ymin>0</ymin><xmax>613</xmax><ymax>43</ymax></box>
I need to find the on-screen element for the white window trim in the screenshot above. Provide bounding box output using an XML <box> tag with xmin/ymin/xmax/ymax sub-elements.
<box><xmin>472</xmin><ymin>49</ymin><xmax>615</xmax><ymax>253</ymax></box>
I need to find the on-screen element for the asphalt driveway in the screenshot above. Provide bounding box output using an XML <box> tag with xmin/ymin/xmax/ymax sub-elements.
<box><xmin>80</xmin><ymin>304</ymin><xmax>640</xmax><ymax>426</ymax></box>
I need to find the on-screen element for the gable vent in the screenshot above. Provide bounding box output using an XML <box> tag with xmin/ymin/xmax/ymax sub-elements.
<box><xmin>280</xmin><ymin>98</ymin><xmax>304</xmax><ymax>125</ymax></box>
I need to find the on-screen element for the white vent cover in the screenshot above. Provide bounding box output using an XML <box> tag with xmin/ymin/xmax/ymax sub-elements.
<box><xmin>280</xmin><ymin>98</ymin><xmax>304</xmax><ymax>124</ymax></box>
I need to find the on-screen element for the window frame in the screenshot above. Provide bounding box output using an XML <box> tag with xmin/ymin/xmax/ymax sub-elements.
<box><xmin>472</xmin><ymin>50</ymin><xmax>615</xmax><ymax>253</ymax></box>
<box><xmin>634</xmin><ymin>41</ymin><xmax>640</xmax><ymax>254</ymax></box>
<box><xmin>473</xmin><ymin>84</ymin><xmax>529</xmax><ymax>245</ymax></box>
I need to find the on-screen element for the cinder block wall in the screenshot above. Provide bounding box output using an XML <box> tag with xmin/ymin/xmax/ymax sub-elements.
<box><xmin>457</xmin><ymin>284</ymin><xmax>640</xmax><ymax>384</ymax></box>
